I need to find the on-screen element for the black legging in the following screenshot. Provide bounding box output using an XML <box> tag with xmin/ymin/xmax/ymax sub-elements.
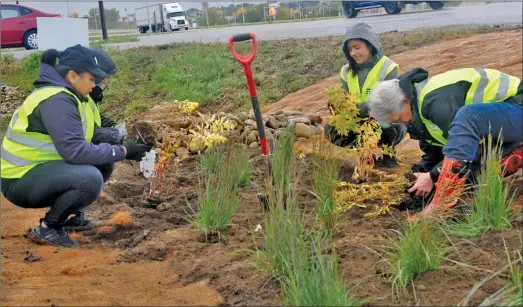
<box><xmin>1</xmin><ymin>161</ymin><xmax>114</xmax><ymax>229</ymax></box>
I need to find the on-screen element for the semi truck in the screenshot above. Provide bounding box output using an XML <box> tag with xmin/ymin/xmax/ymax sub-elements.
<box><xmin>135</xmin><ymin>2</ymin><xmax>189</xmax><ymax>33</ymax></box>
<box><xmin>342</xmin><ymin>1</ymin><xmax>445</xmax><ymax>18</ymax></box>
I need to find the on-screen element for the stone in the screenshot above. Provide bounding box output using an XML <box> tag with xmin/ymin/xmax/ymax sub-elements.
<box><xmin>275</xmin><ymin>115</ymin><xmax>288</xmax><ymax>122</ymax></box>
<box><xmin>223</xmin><ymin>129</ymin><xmax>241</xmax><ymax>138</ymax></box>
<box><xmin>417</xmin><ymin>285</ymin><xmax>427</xmax><ymax>291</ymax></box>
<box><xmin>308</xmin><ymin>114</ymin><xmax>322</xmax><ymax>125</ymax></box>
<box><xmin>249</xmin><ymin>142</ymin><xmax>259</xmax><ymax>148</ymax></box>
<box><xmin>247</xmin><ymin>131</ymin><xmax>258</xmax><ymax>144</ymax></box>
<box><xmin>226</xmin><ymin>113</ymin><xmax>242</xmax><ymax>125</ymax></box>
<box><xmin>289</xmin><ymin>117</ymin><xmax>311</xmax><ymax>125</ymax></box>
<box><xmin>265</xmin><ymin>130</ymin><xmax>274</xmax><ymax>141</ymax></box>
<box><xmin>295</xmin><ymin>123</ymin><xmax>312</xmax><ymax>139</ymax></box>
<box><xmin>283</xmin><ymin>109</ymin><xmax>303</xmax><ymax>117</ymax></box>
<box><xmin>237</xmin><ymin>112</ymin><xmax>248</xmax><ymax>122</ymax></box>
<box><xmin>267</xmin><ymin>118</ymin><xmax>281</xmax><ymax>130</ymax></box>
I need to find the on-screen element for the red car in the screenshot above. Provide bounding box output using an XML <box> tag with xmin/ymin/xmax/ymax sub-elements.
<box><xmin>1</xmin><ymin>3</ymin><xmax>60</xmax><ymax>50</ymax></box>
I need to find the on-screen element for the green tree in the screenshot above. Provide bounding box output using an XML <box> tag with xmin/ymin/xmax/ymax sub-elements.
<box><xmin>88</xmin><ymin>7</ymin><xmax>120</xmax><ymax>29</ymax></box>
<box><xmin>275</xmin><ymin>8</ymin><xmax>290</xmax><ymax>20</ymax></box>
<box><xmin>244</xmin><ymin>7</ymin><xmax>262</xmax><ymax>23</ymax></box>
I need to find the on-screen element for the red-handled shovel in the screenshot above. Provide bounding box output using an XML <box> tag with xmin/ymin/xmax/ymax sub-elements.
<box><xmin>229</xmin><ymin>32</ymin><xmax>273</xmax><ymax>209</ymax></box>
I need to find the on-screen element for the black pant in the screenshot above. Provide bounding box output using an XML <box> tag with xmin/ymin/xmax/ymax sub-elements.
<box><xmin>1</xmin><ymin>161</ymin><xmax>114</xmax><ymax>229</ymax></box>
<box><xmin>325</xmin><ymin>121</ymin><xmax>406</xmax><ymax>151</ymax></box>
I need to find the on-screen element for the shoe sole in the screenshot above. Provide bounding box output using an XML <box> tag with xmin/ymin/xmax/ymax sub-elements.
<box><xmin>64</xmin><ymin>224</ymin><xmax>101</xmax><ymax>232</ymax></box>
<box><xmin>27</xmin><ymin>229</ymin><xmax>79</xmax><ymax>248</ymax></box>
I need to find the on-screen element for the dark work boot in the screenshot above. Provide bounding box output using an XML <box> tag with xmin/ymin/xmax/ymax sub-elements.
<box><xmin>64</xmin><ymin>211</ymin><xmax>101</xmax><ymax>231</ymax></box>
<box><xmin>28</xmin><ymin>222</ymin><xmax>78</xmax><ymax>248</ymax></box>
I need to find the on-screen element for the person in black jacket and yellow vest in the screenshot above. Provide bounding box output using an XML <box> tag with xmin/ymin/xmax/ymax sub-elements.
<box><xmin>369</xmin><ymin>67</ymin><xmax>523</xmax><ymax>221</ymax></box>
<box><xmin>325</xmin><ymin>22</ymin><xmax>406</xmax><ymax>167</ymax></box>
<box><xmin>1</xmin><ymin>45</ymin><xmax>151</xmax><ymax>247</ymax></box>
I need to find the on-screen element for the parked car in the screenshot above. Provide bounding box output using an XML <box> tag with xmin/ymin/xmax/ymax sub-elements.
<box><xmin>342</xmin><ymin>1</ymin><xmax>445</xmax><ymax>18</ymax></box>
<box><xmin>1</xmin><ymin>3</ymin><xmax>60</xmax><ymax>50</ymax></box>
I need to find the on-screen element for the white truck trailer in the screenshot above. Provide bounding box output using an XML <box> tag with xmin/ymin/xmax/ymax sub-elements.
<box><xmin>135</xmin><ymin>2</ymin><xmax>189</xmax><ymax>33</ymax></box>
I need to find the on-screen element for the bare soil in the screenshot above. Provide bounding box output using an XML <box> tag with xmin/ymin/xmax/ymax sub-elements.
<box><xmin>2</xmin><ymin>30</ymin><xmax>523</xmax><ymax>306</ymax></box>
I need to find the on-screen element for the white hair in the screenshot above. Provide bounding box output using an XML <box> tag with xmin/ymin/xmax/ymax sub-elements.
<box><xmin>369</xmin><ymin>79</ymin><xmax>406</xmax><ymax>127</ymax></box>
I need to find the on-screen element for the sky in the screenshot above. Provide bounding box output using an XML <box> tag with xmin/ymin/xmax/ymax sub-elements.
<box><xmin>3</xmin><ymin>1</ymin><xmax>291</xmax><ymax>17</ymax></box>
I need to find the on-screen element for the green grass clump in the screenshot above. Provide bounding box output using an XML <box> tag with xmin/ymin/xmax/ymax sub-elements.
<box><xmin>189</xmin><ymin>143</ymin><xmax>251</xmax><ymax>239</ymax></box>
<box><xmin>281</xmin><ymin>231</ymin><xmax>364</xmax><ymax>307</ymax></box>
<box><xmin>311</xmin><ymin>140</ymin><xmax>342</xmax><ymax>234</ymax></box>
<box><xmin>251</xmin><ymin>125</ymin><xmax>301</xmax><ymax>276</ymax></box>
<box><xmin>200</xmin><ymin>143</ymin><xmax>252</xmax><ymax>188</ymax></box>
<box><xmin>445</xmin><ymin>136</ymin><xmax>518</xmax><ymax>238</ymax></box>
<box><xmin>383</xmin><ymin>217</ymin><xmax>448</xmax><ymax>296</ymax></box>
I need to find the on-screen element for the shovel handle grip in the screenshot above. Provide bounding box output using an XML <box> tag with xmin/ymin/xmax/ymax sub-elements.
<box><xmin>229</xmin><ymin>32</ymin><xmax>257</xmax><ymax>66</ymax></box>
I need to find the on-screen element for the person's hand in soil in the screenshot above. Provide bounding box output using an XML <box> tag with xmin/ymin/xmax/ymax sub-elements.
<box><xmin>407</xmin><ymin>172</ymin><xmax>434</xmax><ymax>197</ymax></box>
<box><xmin>123</xmin><ymin>141</ymin><xmax>152</xmax><ymax>162</ymax></box>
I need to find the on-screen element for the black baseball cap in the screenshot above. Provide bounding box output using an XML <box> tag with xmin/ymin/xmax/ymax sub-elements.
<box><xmin>89</xmin><ymin>47</ymin><xmax>118</xmax><ymax>84</ymax></box>
<box><xmin>58</xmin><ymin>44</ymin><xmax>109</xmax><ymax>79</ymax></box>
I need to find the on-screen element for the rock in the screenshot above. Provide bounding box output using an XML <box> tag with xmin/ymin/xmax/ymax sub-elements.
<box><xmin>308</xmin><ymin>114</ymin><xmax>322</xmax><ymax>125</ymax></box>
<box><xmin>237</xmin><ymin>112</ymin><xmax>248</xmax><ymax>122</ymax></box>
<box><xmin>417</xmin><ymin>285</ymin><xmax>427</xmax><ymax>291</ymax></box>
<box><xmin>223</xmin><ymin>129</ymin><xmax>241</xmax><ymax>138</ymax></box>
<box><xmin>267</xmin><ymin>127</ymin><xmax>276</xmax><ymax>133</ymax></box>
<box><xmin>226</xmin><ymin>113</ymin><xmax>242</xmax><ymax>125</ymax></box>
<box><xmin>248</xmin><ymin>109</ymin><xmax>255</xmax><ymax>119</ymax></box>
<box><xmin>244</xmin><ymin>119</ymin><xmax>255</xmax><ymax>126</ymax></box>
<box><xmin>249</xmin><ymin>142</ymin><xmax>259</xmax><ymax>148</ymax></box>
<box><xmin>297</xmin><ymin>137</ymin><xmax>309</xmax><ymax>142</ymax></box>
<box><xmin>272</xmin><ymin>110</ymin><xmax>284</xmax><ymax>115</ymax></box>
<box><xmin>267</xmin><ymin>118</ymin><xmax>281</xmax><ymax>130</ymax></box>
<box><xmin>247</xmin><ymin>131</ymin><xmax>258</xmax><ymax>144</ymax></box>
<box><xmin>275</xmin><ymin>115</ymin><xmax>288</xmax><ymax>122</ymax></box>
<box><xmin>295</xmin><ymin>123</ymin><xmax>312</xmax><ymax>139</ymax></box>
<box><xmin>288</xmin><ymin>117</ymin><xmax>311</xmax><ymax>125</ymax></box>
<box><xmin>24</xmin><ymin>251</ymin><xmax>43</xmax><ymax>264</ymax></box>
<box><xmin>265</xmin><ymin>130</ymin><xmax>274</xmax><ymax>141</ymax></box>
<box><xmin>156</xmin><ymin>118</ymin><xmax>192</xmax><ymax>129</ymax></box>
<box><xmin>283</xmin><ymin>109</ymin><xmax>303</xmax><ymax>117</ymax></box>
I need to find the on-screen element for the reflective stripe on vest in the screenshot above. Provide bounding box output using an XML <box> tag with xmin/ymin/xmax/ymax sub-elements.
<box><xmin>341</xmin><ymin>56</ymin><xmax>398</xmax><ymax>102</ymax></box>
<box><xmin>1</xmin><ymin>87</ymin><xmax>95</xmax><ymax>178</ymax></box>
<box><xmin>87</xmin><ymin>97</ymin><xmax>102</xmax><ymax>126</ymax></box>
<box><xmin>416</xmin><ymin>68</ymin><xmax>521</xmax><ymax>147</ymax></box>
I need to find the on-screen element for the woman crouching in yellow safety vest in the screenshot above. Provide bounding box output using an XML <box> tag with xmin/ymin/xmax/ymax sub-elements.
<box><xmin>1</xmin><ymin>45</ymin><xmax>151</xmax><ymax>248</ymax></box>
<box><xmin>325</xmin><ymin>22</ymin><xmax>405</xmax><ymax>167</ymax></box>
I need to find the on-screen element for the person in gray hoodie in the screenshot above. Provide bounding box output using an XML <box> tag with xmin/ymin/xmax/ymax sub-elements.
<box><xmin>1</xmin><ymin>45</ymin><xmax>151</xmax><ymax>248</ymax></box>
<box><xmin>325</xmin><ymin>22</ymin><xmax>405</xmax><ymax>167</ymax></box>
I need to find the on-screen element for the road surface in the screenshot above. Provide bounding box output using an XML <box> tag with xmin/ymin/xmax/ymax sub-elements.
<box><xmin>3</xmin><ymin>2</ymin><xmax>522</xmax><ymax>59</ymax></box>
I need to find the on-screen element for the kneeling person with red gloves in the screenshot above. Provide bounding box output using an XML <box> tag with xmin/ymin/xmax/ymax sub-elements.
<box><xmin>368</xmin><ymin>67</ymin><xmax>523</xmax><ymax>220</ymax></box>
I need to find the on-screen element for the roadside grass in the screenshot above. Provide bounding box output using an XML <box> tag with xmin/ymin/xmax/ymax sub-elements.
<box><xmin>1</xmin><ymin>25</ymin><xmax>519</xmax><ymax>124</ymax></box>
<box><xmin>443</xmin><ymin>135</ymin><xmax>518</xmax><ymax>238</ymax></box>
<box><xmin>89</xmin><ymin>35</ymin><xmax>139</xmax><ymax>46</ymax></box>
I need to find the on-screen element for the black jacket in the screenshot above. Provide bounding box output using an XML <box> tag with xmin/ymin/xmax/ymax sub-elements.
<box><xmin>399</xmin><ymin>68</ymin><xmax>523</xmax><ymax>181</ymax></box>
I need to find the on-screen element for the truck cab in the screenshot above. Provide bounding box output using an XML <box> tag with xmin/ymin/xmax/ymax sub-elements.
<box><xmin>342</xmin><ymin>1</ymin><xmax>445</xmax><ymax>18</ymax></box>
<box><xmin>164</xmin><ymin>3</ymin><xmax>188</xmax><ymax>31</ymax></box>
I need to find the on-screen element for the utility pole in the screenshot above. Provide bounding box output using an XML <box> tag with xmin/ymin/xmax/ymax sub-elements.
<box><xmin>98</xmin><ymin>1</ymin><xmax>108</xmax><ymax>40</ymax></box>
<box><xmin>241</xmin><ymin>3</ymin><xmax>245</xmax><ymax>23</ymax></box>
<box><xmin>94</xmin><ymin>10</ymin><xmax>98</xmax><ymax>30</ymax></box>
<box><xmin>124</xmin><ymin>8</ymin><xmax>129</xmax><ymax>30</ymax></box>
<box><xmin>147</xmin><ymin>0</ymin><xmax>152</xmax><ymax>34</ymax></box>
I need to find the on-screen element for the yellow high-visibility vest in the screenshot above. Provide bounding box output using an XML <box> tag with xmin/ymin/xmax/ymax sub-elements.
<box><xmin>1</xmin><ymin>87</ymin><xmax>95</xmax><ymax>178</ymax></box>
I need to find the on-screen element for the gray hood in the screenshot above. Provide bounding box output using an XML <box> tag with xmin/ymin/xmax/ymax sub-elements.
<box><xmin>342</xmin><ymin>22</ymin><xmax>382</xmax><ymax>61</ymax></box>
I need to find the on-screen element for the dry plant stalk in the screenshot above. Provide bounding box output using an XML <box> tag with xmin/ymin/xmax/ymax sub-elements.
<box><xmin>149</xmin><ymin>138</ymin><xmax>180</xmax><ymax>198</ymax></box>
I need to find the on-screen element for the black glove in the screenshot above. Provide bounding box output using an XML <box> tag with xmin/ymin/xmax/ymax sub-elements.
<box><xmin>101</xmin><ymin>114</ymin><xmax>118</xmax><ymax>128</ymax></box>
<box><xmin>124</xmin><ymin>141</ymin><xmax>152</xmax><ymax>162</ymax></box>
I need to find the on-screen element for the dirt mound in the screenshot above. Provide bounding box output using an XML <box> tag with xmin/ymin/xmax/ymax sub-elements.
<box><xmin>263</xmin><ymin>30</ymin><xmax>523</xmax><ymax>122</ymax></box>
